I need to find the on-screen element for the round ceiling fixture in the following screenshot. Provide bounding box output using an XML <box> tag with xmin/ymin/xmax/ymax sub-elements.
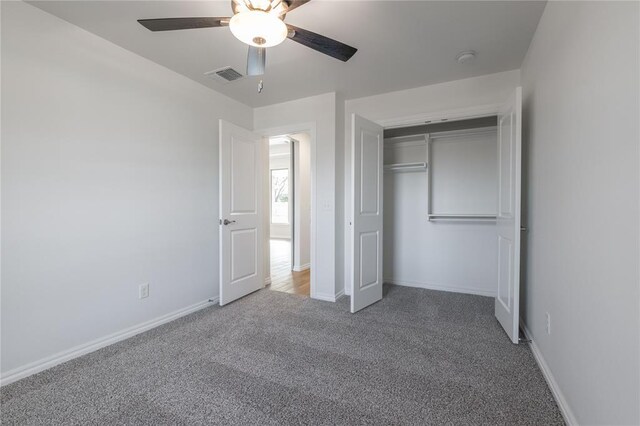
<box><xmin>456</xmin><ymin>50</ymin><xmax>477</xmax><ymax>64</ymax></box>
<box><xmin>229</xmin><ymin>10</ymin><xmax>288</xmax><ymax>48</ymax></box>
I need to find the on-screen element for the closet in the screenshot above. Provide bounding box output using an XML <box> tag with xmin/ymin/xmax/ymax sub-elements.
<box><xmin>382</xmin><ymin>116</ymin><xmax>499</xmax><ymax>298</ymax></box>
<box><xmin>349</xmin><ymin>86</ymin><xmax>522</xmax><ymax>343</ymax></box>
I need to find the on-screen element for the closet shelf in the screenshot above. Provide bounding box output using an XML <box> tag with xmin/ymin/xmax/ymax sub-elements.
<box><xmin>428</xmin><ymin>214</ymin><xmax>497</xmax><ymax>222</ymax></box>
<box><xmin>384</xmin><ymin>162</ymin><xmax>427</xmax><ymax>173</ymax></box>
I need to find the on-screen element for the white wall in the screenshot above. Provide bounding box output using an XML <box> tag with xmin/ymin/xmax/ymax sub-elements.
<box><xmin>291</xmin><ymin>133</ymin><xmax>311</xmax><ymax>271</ymax></box>
<box><xmin>521</xmin><ymin>2</ymin><xmax>639</xmax><ymax>424</ymax></box>
<box><xmin>254</xmin><ymin>93</ymin><xmax>338</xmax><ymax>301</ymax></box>
<box><xmin>269</xmin><ymin>146</ymin><xmax>291</xmax><ymax>240</ymax></box>
<box><xmin>1</xmin><ymin>1</ymin><xmax>253</xmax><ymax>378</ymax></box>
<box><xmin>344</xmin><ymin>70</ymin><xmax>520</xmax><ymax>296</ymax></box>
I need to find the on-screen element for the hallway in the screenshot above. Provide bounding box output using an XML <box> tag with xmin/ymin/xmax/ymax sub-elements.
<box><xmin>268</xmin><ymin>239</ymin><xmax>310</xmax><ymax>297</ymax></box>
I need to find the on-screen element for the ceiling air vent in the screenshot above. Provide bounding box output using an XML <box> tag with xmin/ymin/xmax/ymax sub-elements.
<box><xmin>204</xmin><ymin>67</ymin><xmax>244</xmax><ymax>84</ymax></box>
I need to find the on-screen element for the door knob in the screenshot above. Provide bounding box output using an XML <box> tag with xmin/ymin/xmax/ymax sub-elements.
<box><xmin>223</xmin><ymin>219</ymin><xmax>236</xmax><ymax>225</ymax></box>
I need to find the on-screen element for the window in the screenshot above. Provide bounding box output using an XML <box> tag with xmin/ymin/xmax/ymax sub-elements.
<box><xmin>271</xmin><ymin>168</ymin><xmax>289</xmax><ymax>224</ymax></box>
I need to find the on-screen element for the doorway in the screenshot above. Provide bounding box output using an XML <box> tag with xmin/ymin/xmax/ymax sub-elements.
<box><xmin>267</xmin><ymin>133</ymin><xmax>311</xmax><ymax>296</ymax></box>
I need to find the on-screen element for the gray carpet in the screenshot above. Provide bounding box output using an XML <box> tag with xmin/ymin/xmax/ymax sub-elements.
<box><xmin>1</xmin><ymin>285</ymin><xmax>563</xmax><ymax>425</ymax></box>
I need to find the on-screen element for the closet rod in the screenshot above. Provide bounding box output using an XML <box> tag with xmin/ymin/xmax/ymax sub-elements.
<box><xmin>384</xmin><ymin>162</ymin><xmax>427</xmax><ymax>172</ymax></box>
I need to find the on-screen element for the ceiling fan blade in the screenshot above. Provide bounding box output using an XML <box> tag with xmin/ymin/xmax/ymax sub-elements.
<box><xmin>247</xmin><ymin>46</ymin><xmax>266</xmax><ymax>76</ymax></box>
<box><xmin>284</xmin><ymin>0</ymin><xmax>312</xmax><ymax>12</ymax></box>
<box><xmin>137</xmin><ymin>17</ymin><xmax>230</xmax><ymax>32</ymax></box>
<box><xmin>286</xmin><ymin>24</ymin><xmax>357</xmax><ymax>62</ymax></box>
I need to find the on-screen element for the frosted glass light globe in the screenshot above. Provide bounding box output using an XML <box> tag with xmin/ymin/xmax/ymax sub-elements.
<box><xmin>229</xmin><ymin>10</ymin><xmax>288</xmax><ymax>48</ymax></box>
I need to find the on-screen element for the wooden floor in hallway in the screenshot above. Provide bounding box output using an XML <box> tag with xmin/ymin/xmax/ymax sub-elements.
<box><xmin>268</xmin><ymin>239</ymin><xmax>310</xmax><ymax>297</ymax></box>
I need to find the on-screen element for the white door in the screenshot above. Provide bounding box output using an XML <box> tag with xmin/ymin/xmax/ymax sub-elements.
<box><xmin>495</xmin><ymin>87</ymin><xmax>523</xmax><ymax>343</ymax></box>
<box><xmin>350</xmin><ymin>114</ymin><xmax>384</xmax><ymax>313</ymax></box>
<box><xmin>219</xmin><ymin>120</ymin><xmax>263</xmax><ymax>306</ymax></box>
<box><xmin>289</xmin><ymin>140</ymin><xmax>295</xmax><ymax>267</ymax></box>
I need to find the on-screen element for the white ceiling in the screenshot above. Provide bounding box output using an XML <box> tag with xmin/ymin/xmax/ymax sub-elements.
<box><xmin>29</xmin><ymin>1</ymin><xmax>546</xmax><ymax>107</ymax></box>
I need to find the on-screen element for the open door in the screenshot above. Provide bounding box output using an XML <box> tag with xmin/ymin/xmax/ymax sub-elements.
<box><xmin>219</xmin><ymin>120</ymin><xmax>263</xmax><ymax>306</ymax></box>
<box><xmin>350</xmin><ymin>114</ymin><xmax>384</xmax><ymax>313</ymax></box>
<box><xmin>289</xmin><ymin>139</ymin><xmax>295</xmax><ymax>268</ymax></box>
<box><xmin>495</xmin><ymin>87</ymin><xmax>523</xmax><ymax>343</ymax></box>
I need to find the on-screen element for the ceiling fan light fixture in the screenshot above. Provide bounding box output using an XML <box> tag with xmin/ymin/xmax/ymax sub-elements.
<box><xmin>229</xmin><ymin>10</ymin><xmax>288</xmax><ymax>48</ymax></box>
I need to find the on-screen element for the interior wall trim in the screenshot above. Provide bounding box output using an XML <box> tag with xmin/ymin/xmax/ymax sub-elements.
<box><xmin>0</xmin><ymin>298</ymin><xmax>218</xmax><ymax>387</ymax></box>
<box><xmin>520</xmin><ymin>321</ymin><xmax>578</xmax><ymax>426</ymax></box>
<box><xmin>313</xmin><ymin>291</ymin><xmax>341</xmax><ymax>302</ymax></box>
<box><xmin>384</xmin><ymin>278</ymin><xmax>496</xmax><ymax>298</ymax></box>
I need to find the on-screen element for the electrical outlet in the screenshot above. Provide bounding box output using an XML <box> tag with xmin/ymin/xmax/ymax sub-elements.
<box><xmin>139</xmin><ymin>283</ymin><xmax>149</xmax><ymax>299</ymax></box>
<box><xmin>545</xmin><ymin>312</ymin><xmax>551</xmax><ymax>335</ymax></box>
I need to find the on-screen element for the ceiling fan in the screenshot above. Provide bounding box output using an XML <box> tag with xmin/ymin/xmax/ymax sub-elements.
<box><xmin>138</xmin><ymin>0</ymin><xmax>358</xmax><ymax>77</ymax></box>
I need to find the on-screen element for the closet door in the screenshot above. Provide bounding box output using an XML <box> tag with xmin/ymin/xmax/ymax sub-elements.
<box><xmin>495</xmin><ymin>87</ymin><xmax>522</xmax><ymax>343</ymax></box>
<box><xmin>350</xmin><ymin>114</ymin><xmax>384</xmax><ymax>313</ymax></box>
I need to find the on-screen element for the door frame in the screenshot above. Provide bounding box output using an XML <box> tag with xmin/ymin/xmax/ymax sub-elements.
<box><xmin>257</xmin><ymin>123</ymin><xmax>317</xmax><ymax>299</ymax></box>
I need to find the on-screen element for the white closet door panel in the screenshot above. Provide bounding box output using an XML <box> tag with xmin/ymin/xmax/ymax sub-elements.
<box><xmin>494</xmin><ymin>87</ymin><xmax>522</xmax><ymax>343</ymax></box>
<box><xmin>351</xmin><ymin>114</ymin><xmax>384</xmax><ymax>313</ymax></box>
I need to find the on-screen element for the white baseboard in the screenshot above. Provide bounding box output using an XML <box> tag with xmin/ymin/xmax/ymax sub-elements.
<box><xmin>312</xmin><ymin>292</ymin><xmax>337</xmax><ymax>302</ymax></box>
<box><xmin>312</xmin><ymin>289</ymin><xmax>345</xmax><ymax>302</ymax></box>
<box><xmin>520</xmin><ymin>321</ymin><xmax>578</xmax><ymax>426</ymax></box>
<box><xmin>0</xmin><ymin>297</ymin><xmax>218</xmax><ymax>387</ymax></box>
<box><xmin>312</xmin><ymin>293</ymin><xmax>335</xmax><ymax>302</ymax></box>
<box><xmin>264</xmin><ymin>276</ymin><xmax>272</xmax><ymax>285</ymax></box>
<box><xmin>292</xmin><ymin>263</ymin><xmax>310</xmax><ymax>272</ymax></box>
<box><xmin>384</xmin><ymin>278</ymin><xmax>496</xmax><ymax>298</ymax></box>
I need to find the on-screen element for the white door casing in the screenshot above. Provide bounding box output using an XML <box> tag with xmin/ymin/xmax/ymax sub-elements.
<box><xmin>350</xmin><ymin>114</ymin><xmax>384</xmax><ymax>313</ymax></box>
<box><xmin>495</xmin><ymin>87</ymin><xmax>522</xmax><ymax>343</ymax></box>
<box><xmin>219</xmin><ymin>120</ymin><xmax>264</xmax><ymax>306</ymax></box>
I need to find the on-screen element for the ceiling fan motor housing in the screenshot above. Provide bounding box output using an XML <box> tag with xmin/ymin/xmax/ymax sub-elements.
<box><xmin>231</xmin><ymin>0</ymin><xmax>288</xmax><ymax>16</ymax></box>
